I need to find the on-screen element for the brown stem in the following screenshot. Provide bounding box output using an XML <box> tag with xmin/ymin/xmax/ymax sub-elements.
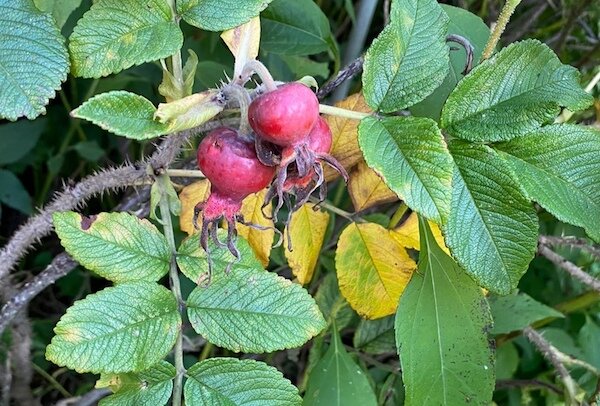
<box><xmin>317</xmin><ymin>56</ymin><xmax>364</xmax><ymax>99</ymax></box>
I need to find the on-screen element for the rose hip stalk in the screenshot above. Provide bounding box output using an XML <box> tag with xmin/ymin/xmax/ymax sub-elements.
<box><xmin>195</xmin><ymin>127</ymin><xmax>275</xmax><ymax>274</ymax></box>
<box><xmin>249</xmin><ymin>83</ymin><xmax>348</xmax><ymax>221</ymax></box>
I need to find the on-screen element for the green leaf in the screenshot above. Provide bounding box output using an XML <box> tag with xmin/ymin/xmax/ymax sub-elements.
<box><xmin>184</xmin><ymin>358</ymin><xmax>301</xmax><ymax>405</ymax></box>
<box><xmin>187</xmin><ymin>267</ymin><xmax>326</xmax><ymax>353</ymax></box>
<box><xmin>0</xmin><ymin>118</ymin><xmax>45</xmax><ymax>165</ymax></box>
<box><xmin>260</xmin><ymin>0</ymin><xmax>331</xmax><ymax>56</ymax></box>
<box><xmin>395</xmin><ymin>217</ymin><xmax>495</xmax><ymax>405</ymax></box>
<box><xmin>353</xmin><ymin>316</ymin><xmax>395</xmax><ymax>355</ymax></box>
<box><xmin>495</xmin><ymin>124</ymin><xmax>600</xmax><ymax>242</ymax></box>
<box><xmin>72</xmin><ymin>91</ymin><xmax>169</xmax><ymax>139</ymax></box>
<box><xmin>441</xmin><ymin>39</ymin><xmax>593</xmax><ymax>142</ymax></box>
<box><xmin>362</xmin><ymin>0</ymin><xmax>449</xmax><ymax>112</ymax></box>
<box><xmin>488</xmin><ymin>293</ymin><xmax>563</xmax><ymax>334</ymax></box>
<box><xmin>73</xmin><ymin>141</ymin><xmax>105</xmax><ymax>162</ymax></box>
<box><xmin>34</xmin><ymin>0</ymin><xmax>82</xmax><ymax>28</ymax></box>
<box><xmin>579</xmin><ymin>317</ymin><xmax>600</xmax><ymax>370</ymax></box>
<box><xmin>46</xmin><ymin>282</ymin><xmax>181</xmax><ymax>373</ymax></box>
<box><xmin>97</xmin><ymin>361</ymin><xmax>175</xmax><ymax>406</ymax></box>
<box><xmin>358</xmin><ymin>116</ymin><xmax>453</xmax><ymax>223</ymax></box>
<box><xmin>178</xmin><ymin>0</ymin><xmax>273</xmax><ymax>31</ymax></box>
<box><xmin>495</xmin><ymin>342</ymin><xmax>519</xmax><ymax>380</ymax></box>
<box><xmin>69</xmin><ymin>0</ymin><xmax>183</xmax><ymax>78</ymax></box>
<box><xmin>539</xmin><ymin>327</ymin><xmax>585</xmax><ymax>359</ymax></box>
<box><xmin>314</xmin><ymin>272</ymin><xmax>356</xmax><ymax>331</ymax></box>
<box><xmin>176</xmin><ymin>232</ymin><xmax>262</xmax><ymax>284</ymax></box>
<box><xmin>53</xmin><ymin>211</ymin><xmax>171</xmax><ymax>283</ymax></box>
<box><xmin>410</xmin><ymin>5</ymin><xmax>490</xmax><ymax>121</ymax></box>
<box><xmin>304</xmin><ymin>327</ymin><xmax>377</xmax><ymax>406</ymax></box>
<box><xmin>0</xmin><ymin>0</ymin><xmax>69</xmax><ymax>121</ymax></box>
<box><xmin>0</xmin><ymin>169</ymin><xmax>32</xmax><ymax>214</ymax></box>
<box><xmin>445</xmin><ymin>141</ymin><xmax>538</xmax><ymax>294</ymax></box>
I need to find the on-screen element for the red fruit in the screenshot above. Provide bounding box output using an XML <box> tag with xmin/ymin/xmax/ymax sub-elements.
<box><xmin>249</xmin><ymin>83</ymin><xmax>319</xmax><ymax>146</ymax></box>
<box><xmin>307</xmin><ymin>117</ymin><xmax>332</xmax><ymax>154</ymax></box>
<box><xmin>198</xmin><ymin>127</ymin><xmax>275</xmax><ymax>202</ymax></box>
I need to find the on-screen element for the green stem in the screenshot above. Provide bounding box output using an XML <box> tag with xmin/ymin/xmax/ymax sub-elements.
<box><xmin>32</xmin><ymin>363</ymin><xmax>72</xmax><ymax>398</ymax></box>
<box><xmin>166</xmin><ymin>0</ymin><xmax>183</xmax><ymax>86</ymax></box>
<box><xmin>167</xmin><ymin>169</ymin><xmax>205</xmax><ymax>178</ymax></box>
<box><xmin>157</xmin><ymin>174</ymin><xmax>185</xmax><ymax>406</ymax></box>
<box><xmin>319</xmin><ymin>104</ymin><xmax>370</xmax><ymax>121</ymax></box>
<box><xmin>239</xmin><ymin>60</ymin><xmax>277</xmax><ymax>91</ymax></box>
<box><xmin>388</xmin><ymin>203</ymin><xmax>408</xmax><ymax>229</ymax></box>
<box><xmin>199</xmin><ymin>342</ymin><xmax>213</xmax><ymax>362</ymax></box>
<box><xmin>481</xmin><ymin>0</ymin><xmax>522</xmax><ymax>61</ymax></box>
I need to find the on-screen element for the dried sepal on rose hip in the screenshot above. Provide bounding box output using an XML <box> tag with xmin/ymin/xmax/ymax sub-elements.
<box><xmin>249</xmin><ymin>83</ymin><xmax>347</xmax><ymax>222</ymax></box>
<box><xmin>194</xmin><ymin>127</ymin><xmax>275</xmax><ymax>275</ymax></box>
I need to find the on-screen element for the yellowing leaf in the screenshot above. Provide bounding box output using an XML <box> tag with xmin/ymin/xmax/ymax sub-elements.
<box><xmin>221</xmin><ymin>17</ymin><xmax>261</xmax><ymax>77</ymax></box>
<box><xmin>391</xmin><ymin>213</ymin><xmax>449</xmax><ymax>255</ymax></box>
<box><xmin>179</xmin><ymin>180</ymin><xmax>211</xmax><ymax>235</ymax></box>
<box><xmin>237</xmin><ymin>190</ymin><xmax>274</xmax><ymax>267</ymax></box>
<box><xmin>349</xmin><ymin>160</ymin><xmax>398</xmax><ymax>211</ymax></box>
<box><xmin>324</xmin><ymin>93</ymin><xmax>372</xmax><ymax>181</ymax></box>
<box><xmin>284</xmin><ymin>204</ymin><xmax>330</xmax><ymax>285</ymax></box>
<box><xmin>155</xmin><ymin>90</ymin><xmax>225</xmax><ymax>132</ymax></box>
<box><xmin>336</xmin><ymin>222</ymin><xmax>416</xmax><ymax>319</ymax></box>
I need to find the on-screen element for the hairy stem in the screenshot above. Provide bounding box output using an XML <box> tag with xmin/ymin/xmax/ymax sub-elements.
<box><xmin>481</xmin><ymin>0</ymin><xmax>523</xmax><ymax>61</ymax></box>
<box><xmin>157</xmin><ymin>174</ymin><xmax>185</xmax><ymax>406</ymax></box>
<box><xmin>239</xmin><ymin>60</ymin><xmax>277</xmax><ymax>91</ymax></box>
<box><xmin>318</xmin><ymin>104</ymin><xmax>370</xmax><ymax>120</ymax></box>
<box><xmin>538</xmin><ymin>244</ymin><xmax>600</xmax><ymax>293</ymax></box>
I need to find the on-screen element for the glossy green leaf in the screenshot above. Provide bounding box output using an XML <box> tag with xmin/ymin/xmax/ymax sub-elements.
<box><xmin>358</xmin><ymin>116</ymin><xmax>453</xmax><ymax>223</ymax></box>
<box><xmin>46</xmin><ymin>282</ymin><xmax>181</xmax><ymax>373</ymax></box>
<box><xmin>34</xmin><ymin>0</ymin><xmax>82</xmax><ymax>28</ymax></box>
<box><xmin>178</xmin><ymin>0</ymin><xmax>273</xmax><ymax>31</ymax></box>
<box><xmin>187</xmin><ymin>267</ymin><xmax>326</xmax><ymax>353</ymax></box>
<box><xmin>353</xmin><ymin>316</ymin><xmax>395</xmax><ymax>354</ymax></box>
<box><xmin>0</xmin><ymin>0</ymin><xmax>69</xmax><ymax>121</ymax></box>
<box><xmin>445</xmin><ymin>141</ymin><xmax>538</xmax><ymax>294</ymax></box>
<box><xmin>72</xmin><ymin>91</ymin><xmax>169</xmax><ymax>139</ymax></box>
<box><xmin>304</xmin><ymin>327</ymin><xmax>377</xmax><ymax>406</ymax></box>
<box><xmin>495</xmin><ymin>124</ymin><xmax>600</xmax><ymax>242</ymax></box>
<box><xmin>396</xmin><ymin>217</ymin><xmax>495</xmax><ymax>405</ymax></box>
<box><xmin>53</xmin><ymin>211</ymin><xmax>171</xmax><ymax>283</ymax></box>
<box><xmin>362</xmin><ymin>0</ymin><xmax>449</xmax><ymax>112</ymax></box>
<box><xmin>441</xmin><ymin>39</ymin><xmax>593</xmax><ymax>141</ymax></box>
<box><xmin>69</xmin><ymin>0</ymin><xmax>183</xmax><ymax>78</ymax></box>
<box><xmin>0</xmin><ymin>170</ymin><xmax>32</xmax><ymax>214</ymax></box>
<box><xmin>98</xmin><ymin>361</ymin><xmax>175</xmax><ymax>406</ymax></box>
<box><xmin>260</xmin><ymin>0</ymin><xmax>331</xmax><ymax>56</ymax></box>
<box><xmin>410</xmin><ymin>5</ymin><xmax>490</xmax><ymax>121</ymax></box>
<box><xmin>489</xmin><ymin>293</ymin><xmax>563</xmax><ymax>334</ymax></box>
<box><xmin>176</xmin><ymin>232</ymin><xmax>262</xmax><ymax>285</ymax></box>
<box><xmin>185</xmin><ymin>358</ymin><xmax>301</xmax><ymax>405</ymax></box>
<box><xmin>0</xmin><ymin>119</ymin><xmax>45</xmax><ymax>165</ymax></box>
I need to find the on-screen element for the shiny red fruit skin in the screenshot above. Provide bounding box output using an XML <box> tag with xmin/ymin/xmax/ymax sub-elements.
<box><xmin>198</xmin><ymin>127</ymin><xmax>275</xmax><ymax>201</ymax></box>
<box><xmin>307</xmin><ymin>117</ymin><xmax>332</xmax><ymax>154</ymax></box>
<box><xmin>249</xmin><ymin>83</ymin><xmax>319</xmax><ymax>146</ymax></box>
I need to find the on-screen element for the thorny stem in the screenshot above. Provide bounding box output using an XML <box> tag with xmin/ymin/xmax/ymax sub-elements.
<box><xmin>157</xmin><ymin>174</ymin><xmax>184</xmax><ymax>406</ymax></box>
<box><xmin>239</xmin><ymin>60</ymin><xmax>278</xmax><ymax>91</ymax></box>
<box><xmin>318</xmin><ymin>104</ymin><xmax>370</xmax><ymax>121</ymax></box>
<box><xmin>481</xmin><ymin>0</ymin><xmax>523</xmax><ymax>61</ymax></box>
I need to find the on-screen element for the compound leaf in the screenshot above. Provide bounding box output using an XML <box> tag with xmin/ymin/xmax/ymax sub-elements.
<box><xmin>187</xmin><ymin>267</ymin><xmax>326</xmax><ymax>353</ymax></box>
<box><xmin>46</xmin><ymin>282</ymin><xmax>181</xmax><ymax>373</ymax></box>
<box><xmin>72</xmin><ymin>91</ymin><xmax>169</xmax><ymax>139</ymax></box>
<box><xmin>69</xmin><ymin>0</ymin><xmax>183</xmax><ymax>78</ymax></box>
<box><xmin>362</xmin><ymin>0</ymin><xmax>449</xmax><ymax>112</ymax></box>
<box><xmin>184</xmin><ymin>358</ymin><xmax>301</xmax><ymax>405</ymax></box>
<box><xmin>445</xmin><ymin>141</ymin><xmax>538</xmax><ymax>294</ymax></box>
<box><xmin>396</xmin><ymin>218</ymin><xmax>495</xmax><ymax>404</ymax></box>
<box><xmin>358</xmin><ymin>116</ymin><xmax>453</xmax><ymax>223</ymax></box>
<box><xmin>0</xmin><ymin>0</ymin><xmax>69</xmax><ymax>120</ymax></box>
<box><xmin>53</xmin><ymin>211</ymin><xmax>170</xmax><ymax>283</ymax></box>
<box><xmin>495</xmin><ymin>124</ymin><xmax>600</xmax><ymax>242</ymax></box>
<box><xmin>441</xmin><ymin>39</ymin><xmax>593</xmax><ymax>141</ymax></box>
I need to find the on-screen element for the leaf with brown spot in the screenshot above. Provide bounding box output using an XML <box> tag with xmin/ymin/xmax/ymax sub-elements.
<box><xmin>238</xmin><ymin>190</ymin><xmax>274</xmax><ymax>267</ymax></box>
<box><xmin>336</xmin><ymin>222</ymin><xmax>416</xmax><ymax>319</ymax></box>
<box><xmin>284</xmin><ymin>203</ymin><xmax>330</xmax><ymax>285</ymax></box>
<box><xmin>179</xmin><ymin>180</ymin><xmax>211</xmax><ymax>235</ymax></box>
<box><xmin>324</xmin><ymin>93</ymin><xmax>372</xmax><ymax>181</ymax></box>
<box><xmin>349</xmin><ymin>161</ymin><xmax>398</xmax><ymax>211</ymax></box>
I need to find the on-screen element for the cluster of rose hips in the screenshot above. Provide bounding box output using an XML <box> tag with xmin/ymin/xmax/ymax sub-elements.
<box><xmin>194</xmin><ymin>82</ymin><xmax>347</xmax><ymax>271</ymax></box>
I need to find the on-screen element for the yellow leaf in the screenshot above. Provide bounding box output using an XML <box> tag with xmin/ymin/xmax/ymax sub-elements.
<box><xmin>349</xmin><ymin>160</ymin><xmax>398</xmax><ymax>211</ymax></box>
<box><xmin>324</xmin><ymin>93</ymin><xmax>372</xmax><ymax>181</ymax></box>
<box><xmin>179</xmin><ymin>180</ymin><xmax>211</xmax><ymax>235</ymax></box>
<box><xmin>221</xmin><ymin>17</ymin><xmax>261</xmax><ymax>77</ymax></box>
<box><xmin>336</xmin><ymin>222</ymin><xmax>416</xmax><ymax>319</ymax></box>
<box><xmin>391</xmin><ymin>213</ymin><xmax>450</xmax><ymax>255</ymax></box>
<box><xmin>284</xmin><ymin>204</ymin><xmax>330</xmax><ymax>285</ymax></box>
<box><xmin>155</xmin><ymin>90</ymin><xmax>225</xmax><ymax>132</ymax></box>
<box><xmin>237</xmin><ymin>190</ymin><xmax>274</xmax><ymax>267</ymax></box>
